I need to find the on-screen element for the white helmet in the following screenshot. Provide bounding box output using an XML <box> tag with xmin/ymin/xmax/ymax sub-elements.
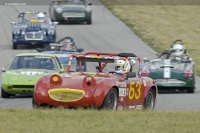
<box><xmin>115</xmin><ymin>60</ymin><xmax>125</xmax><ymax>72</ymax></box>
<box><xmin>115</xmin><ymin>59</ymin><xmax>131</xmax><ymax>73</ymax></box>
<box><xmin>172</xmin><ymin>44</ymin><xmax>184</xmax><ymax>56</ymax></box>
<box><xmin>129</xmin><ymin>59</ymin><xmax>136</xmax><ymax>65</ymax></box>
<box><xmin>37</xmin><ymin>13</ymin><xmax>45</xmax><ymax>22</ymax></box>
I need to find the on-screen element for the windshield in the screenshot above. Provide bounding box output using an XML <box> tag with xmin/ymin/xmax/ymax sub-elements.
<box><xmin>10</xmin><ymin>56</ymin><xmax>58</xmax><ymax>70</ymax></box>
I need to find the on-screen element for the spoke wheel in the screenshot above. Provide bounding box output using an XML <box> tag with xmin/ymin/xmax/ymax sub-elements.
<box><xmin>143</xmin><ymin>89</ymin><xmax>155</xmax><ymax>110</ymax></box>
<box><xmin>101</xmin><ymin>88</ymin><xmax>118</xmax><ymax>110</ymax></box>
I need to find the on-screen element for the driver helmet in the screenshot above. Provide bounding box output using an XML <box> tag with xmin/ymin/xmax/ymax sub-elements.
<box><xmin>37</xmin><ymin>12</ymin><xmax>45</xmax><ymax>23</ymax></box>
<box><xmin>172</xmin><ymin>44</ymin><xmax>184</xmax><ymax>56</ymax></box>
<box><xmin>115</xmin><ymin>60</ymin><xmax>125</xmax><ymax>72</ymax></box>
<box><xmin>64</xmin><ymin>39</ymin><xmax>74</xmax><ymax>50</ymax></box>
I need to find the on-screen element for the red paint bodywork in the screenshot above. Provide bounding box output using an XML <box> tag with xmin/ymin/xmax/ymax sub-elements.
<box><xmin>33</xmin><ymin>52</ymin><xmax>157</xmax><ymax>109</ymax></box>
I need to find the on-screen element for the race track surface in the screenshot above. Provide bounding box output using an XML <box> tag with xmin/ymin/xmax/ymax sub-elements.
<box><xmin>0</xmin><ymin>0</ymin><xmax>200</xmax><ymax>110</ymax></box>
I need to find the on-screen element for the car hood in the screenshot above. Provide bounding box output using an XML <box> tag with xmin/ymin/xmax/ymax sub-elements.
<box><xmin>5</xmin><ymin>69</ymin><xmax>58</xmax><ymax>85</ymax></box>
<box><xmin>58</xmin><ymin>5</ymin><xmax>86</xmax><ymax>11</ymax></box>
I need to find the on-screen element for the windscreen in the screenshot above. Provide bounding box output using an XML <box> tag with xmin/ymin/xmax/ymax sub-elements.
<box><xmin>10</xmin><ymin>56</ymin><xmax>58</xmax><ymax>70</ymax></box>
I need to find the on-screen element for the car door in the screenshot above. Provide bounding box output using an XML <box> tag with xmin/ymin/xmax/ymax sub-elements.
<box><xmin>125</xmin><ymin>77</ymin><xmax>145</xmax><ymax>109</ymax></box>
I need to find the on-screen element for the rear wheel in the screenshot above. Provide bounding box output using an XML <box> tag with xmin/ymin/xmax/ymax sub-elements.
<box><xmin>143</xmin><ymin>88</ymin><xmax>155</xmax><ymax>110</ymax></box>
<box><xmin>1</xmin><ymin>87</ymin><xmax>11</xmax><ymax>98</ymax></box>
<box><xmin>101</xmin><ymin>88</ymin><xmax>118</xmax><ymax>110</ymax></box>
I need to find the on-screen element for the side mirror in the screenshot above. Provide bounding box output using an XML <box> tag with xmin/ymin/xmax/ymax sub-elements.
<box><xmin>88</xmin><ymin>3</ymin><xmax>92</xmax><ymax>5</ymax></box>
<box><xmin>77</xmin><ymin>48</ymin><xmax>84</xmax><ymax>52</ymax></box>
<box><xmin>60</xmin><ymin>68</ymin><xmax>65</xmax><ymax>73</ymax></box>
<box><xmin>1</xmin><ymin>67</ymin><xmax>6</xmax><ymax>72</ymax></box>
<box><xmin>11</xmin><ymin>22</ymin><xmax>16</xmax><ymax>25</ymax></box>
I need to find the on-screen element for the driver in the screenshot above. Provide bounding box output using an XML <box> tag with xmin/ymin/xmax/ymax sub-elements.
<box><xmin>115</xmin><ymin>59</ymin><xmax>136</xmax><ymax>76</ymax></box>
<box><xmin>62</xmin><ymin>39</ymin><xmax>75</xmax><ymax>51</ymax></box>
<box><xmin>37</xmin><ymin>12</ymin><xmax>46</xmax><ymax>23</ymax></box>
<box><xmin>171</xmin><ymin>43</ymin><xmax>189</xmax><ymax>60</ymax></box>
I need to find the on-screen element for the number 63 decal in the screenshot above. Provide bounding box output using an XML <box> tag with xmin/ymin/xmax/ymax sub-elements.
<box><xmin>128</xmin><ymin>81</ymin><xmax>141</xmax><ymax>100</ymax></box>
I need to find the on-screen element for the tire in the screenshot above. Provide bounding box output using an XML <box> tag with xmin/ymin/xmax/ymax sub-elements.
<box><xmin>187</xmin><ymin>87</ymin><xmax>195</xmax><ymax>93</ymax></box>
<box><xmin>143</xmin><ymin>88</ymin><xmax>155</xmax><ymax>110</ymax></box>
<box><xmin>1</xmin><ymin>87</ymin><xmax>11</xmax><ymax>98</ymax></box>
<box><xmin>101</xmin><ymin>88</ymin><xmax>118</xmax><ymax>110</ymax></box>
<box><xmin>32</xmin><ymin>96</ymin><xmax>40</xmax><ymax>109</ymax></box>
<box><xmin>13</xmin><ymin>43</ymin><xmax>17</xmax><ymax>49</ymax></box>
<box><xmin>86</xmin><ymin>17</ymin><xmax>92</xmax><ymax>25</ymax></box>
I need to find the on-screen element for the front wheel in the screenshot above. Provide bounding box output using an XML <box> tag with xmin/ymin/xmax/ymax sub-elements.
<box><xmin>187</xmin><ymin>87</ymin><xmax>195</xmax><ymax>93</ymax></box>
<box><xmin>86</xmin><ymin>17</ymin><xmax>92</xmax><ymax>25</ymax></box>
<box><xmin>13</xmin><ymin>43</ymin><xmax>17</xmax><ymax>49</ymax></box>
<box><xmin>143</xmin><ymin>88</ymin><xmax>155</xmax><ymax>110</ymax></box>
<box><xmin>101</xmin><ymin>88</ymin><xmax>118</xmax><ymax>110</ymax></box>
<box><xmin>1</xmin><ymin>87</ymin><xmax>11</xmax><ymax>98</ymax></box>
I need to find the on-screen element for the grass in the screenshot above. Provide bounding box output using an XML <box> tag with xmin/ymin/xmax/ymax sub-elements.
<box><xmin>100</xmin><ymin>0</ymin><xmax>200</xmax><ymax>76</ymax></box>
<box><xmin>0</xmin><ymin>108</ymin><xmax>200</xmax><ymax>133</ymax></box>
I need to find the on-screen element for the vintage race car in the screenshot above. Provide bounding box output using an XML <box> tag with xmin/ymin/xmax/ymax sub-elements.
<box><xmin>1</xmin><ymin>53</ymin><xmax>65</xmax><ymax>98</ymax></box>
<box><xmin>49</xmin><ymin>0</ymin><xmax>92</xmax><ymax>24</ymax></box>
<box><xmin>36</xmin><ymin>36</ymin><xmax>86</xmax><ymax>72</ymax></box>
<box><xmin>33</xmin><ymin>52</ymin><xmax>158</xmax><ymax>110</ymax></box>
<box><xmin>141</xmin><ymin>49</ymin><xmax>195</xmax><ymax>93</ymax></box>
<box><xmin>11</xmin><ymin>12</ymin><xmax>58</xmax><ymax>49</ymax></box>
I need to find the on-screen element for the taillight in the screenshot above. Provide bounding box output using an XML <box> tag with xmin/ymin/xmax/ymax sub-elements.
<box><xmin>184</xmin><ymin>70</ymin><xmax>193</xmax><ymax>78</ymax></box>
<box><xmin>50</xmin><ymin>74</ymin><xmax>62</xmax><ymax>86</ymax></box>
<box><xmin>141</xmin><ymin>70</ymin><xmax>150</xmax><ymax>77</ymax></box>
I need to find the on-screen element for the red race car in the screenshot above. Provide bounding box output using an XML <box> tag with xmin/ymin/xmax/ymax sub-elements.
<box><xmin>32</xmin><ymin>52</ymin><xmax>158</xmax><ymax>110</ymax></box>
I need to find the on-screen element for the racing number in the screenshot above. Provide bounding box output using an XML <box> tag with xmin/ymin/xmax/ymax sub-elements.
<box><xmin>128</xmin><ymin>81</ymin><xmax>141</xmax><ymax>100</ymax></box>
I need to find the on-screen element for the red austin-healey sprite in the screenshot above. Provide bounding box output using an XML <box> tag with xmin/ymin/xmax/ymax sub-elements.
<box><xmin>32</xmin><ymin>52</ymin><xmax>158</xmax><ymax>110</ymax></box>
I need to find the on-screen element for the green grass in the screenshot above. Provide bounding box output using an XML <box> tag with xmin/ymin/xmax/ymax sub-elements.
<box><xmin>100</xmin><ymin>0</ymin><xmax>200</xmax><ymax>76</ymax></box>
<box><xmin>0</xmin><ymin>108</ymin><xmax>200</xmax><ymax>133</ymax></box>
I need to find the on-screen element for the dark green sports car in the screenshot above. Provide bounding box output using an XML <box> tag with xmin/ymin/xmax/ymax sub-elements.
<box><xmin>141</xmin><ymin>50</ymin><xmax>195</xmax><ymax>93</ymax></box>
<box><xmin>49</xmin><ymin>0</ymin><xmax>92</xmax><ymax>24</ymax></box>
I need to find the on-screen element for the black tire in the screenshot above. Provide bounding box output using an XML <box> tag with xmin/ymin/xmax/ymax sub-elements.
<box><xmin>1</xmin><ymin>87</ymin><xmax>11</xmax><ymax>98</ymax></box>
<box><xmin>187</xmin><ymin>87</ymin><xmax>195</xmax><ymax>93</ymax></box>
<box><xmin>32</xmin><ymin>96</ymin><xmax>40</xmax><ymax>109</ymax></box>
<box><xmin>86</xmin><ymin>17</ymin><xmax>92</xmax><ymax>25</ymax></box>
<box><xmin>101</xmin><ymin>88</ymin><xmax>118</xmax><ymax>110</ymax></box>
<box><xmin>13</xmin><ymin>43</ymin><xmax>17</xmax><ymax>49</ymax></box>
<box><xmin>143</xmin><ymin>88</ymin><xmax>155</xmax><ymax>110</ymax></box>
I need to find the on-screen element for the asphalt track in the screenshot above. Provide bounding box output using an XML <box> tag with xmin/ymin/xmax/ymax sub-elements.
<box><xmin>0</xmin><ymin>0</ymin><xmax>200</xmax><ymax>110</ymax></box>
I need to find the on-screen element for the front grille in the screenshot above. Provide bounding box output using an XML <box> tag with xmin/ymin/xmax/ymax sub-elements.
<box><xmin>154</xmin><ymin>79</ymin><xmax>185</xmax><ymax>84</ymax></box>
<box><xmin>48</xmin><ymin>89</ymin><xmax>85</xmax><ymax>102</ymax></box>
<box><xmin>62</xmin><ymin>12</ymin><xmax>85</xmax><ymax>18</ymax></box>
<box><xmin>12</xmin><ymin>85</ymin><xmax>34</xmax><ymax>88</ymax></box>
<box><xmin>25</xmin><ymin>32</ymin><xmax>43</xmax><ymax>40</ymax></box>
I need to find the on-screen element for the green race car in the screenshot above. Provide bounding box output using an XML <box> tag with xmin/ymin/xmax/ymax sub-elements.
<box><xmin>49</xmin><ymin>0</ymin><xmax>92</xmax><ymax>24</ymax></box>
<box><xmin>1</xmin><ymin>53</ymin><xmax>65</xmax><ymax>98</ymax></box>
<box><xmin>141</xmin><ymin>50</ymin><xmax>195</xmax><ymax>93</ymax></box>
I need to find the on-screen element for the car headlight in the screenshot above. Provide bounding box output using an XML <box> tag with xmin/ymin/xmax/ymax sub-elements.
<box><xmin>48</xmin><ymin>29</ymin><xmax>55</xmax><ymax>35</ymax></box>
<box><xmin>56</xmin><ymin>7</ymin><xmax>63</xmax><ymax>13</ymax></box>
<box><xmin>21</xmin><ymin>31</ymin><xmax>25</xmax><ymax>35</ymax></box>
<box><xmin>43</xmin><ymin>31</ymin><xmax>46</xmax><ymax>35</ymax></box>
<box><xmin>13</xmin><ymin>28</ymin><xmax>20</xmax><ymax>35</ymax></box>
<box><xmin>85</xmin><ymin>6</ymin><xmax>91</xmax><ymax>13</ymax></box>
